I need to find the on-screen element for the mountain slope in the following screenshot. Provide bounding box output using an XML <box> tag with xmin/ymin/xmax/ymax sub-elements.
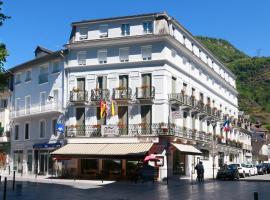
<box><xmin>196</xmin><ymin>36</ymin><xmax>270</xmax><ymax>124</ymax></box>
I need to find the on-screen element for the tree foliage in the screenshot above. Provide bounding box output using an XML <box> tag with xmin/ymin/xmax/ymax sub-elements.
<box><xmin>196</xmin><ymin>36</ymin><xmax>270</xmax><ymax>124</ymax></box>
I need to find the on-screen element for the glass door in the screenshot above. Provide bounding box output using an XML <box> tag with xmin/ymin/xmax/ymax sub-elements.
<box><xmin>39</xmin><ymin>151</ymin><xmax>48</xmax><ymax>175</ymax></box>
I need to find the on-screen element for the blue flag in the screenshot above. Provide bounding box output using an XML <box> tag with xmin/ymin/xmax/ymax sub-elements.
<box><xmin>56</xmin><ymin>123</ymin><xmax>64</xmax><ymax>133</ymax></box>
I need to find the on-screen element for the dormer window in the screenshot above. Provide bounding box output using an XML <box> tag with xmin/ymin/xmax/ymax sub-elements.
<box><xmin>79</xmin><ymin>27</ymin><xmax>88</xmax><ymax>40</ymax></box>
<box><xmin>143</xmin><ymin>21</ymin><xmax>153</xmax><ymax>34</ymax></box>
<box><xmin>121</xmin><ymin>24</ymin><xmax>130</xmax><ymax>36</ymax></box>
<box><xmin>99</xmin><ymin>24</ymin><xmax>108</xmax><ymax>38</ymax></box>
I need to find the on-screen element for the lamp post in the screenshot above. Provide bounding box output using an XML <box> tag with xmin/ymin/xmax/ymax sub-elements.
<box><xmin>211</xmin><ymin>120</ymin><xmax>217</xmax><ymax>180</ymax></box>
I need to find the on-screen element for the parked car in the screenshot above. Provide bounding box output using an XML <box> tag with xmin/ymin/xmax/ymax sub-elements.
<box><xmin>232</xmin><ymin>163</ymin><xmax>250</xmax><ymax>178</ymax></box>
<box><xmin>217</xmin><ymin>164</ymin><xmax>240</xmax><ymax>180</ymax></box>
<box><xmin>256</xmin><ymin>164</ymin><xmax>267</xmax><ymax>175</ymax></box>
<box><xmin>262</xmin><ymin>163</ymin><xmax>270</xmax><ymax>174</ymax></box>
<box><xmin>246</xmin><ymin>164</ymin><xmax>257</xmax><ymax>175</ymax></box>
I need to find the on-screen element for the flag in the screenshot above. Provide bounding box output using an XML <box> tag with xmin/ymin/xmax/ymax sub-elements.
<box><xmin>100</xmin><ymin>100</ymin><xmax>106</xmax><ymax>118</ymax></box>
<box><xmin>56</xmin><ymin>123</ymin><xmax>64</xmax><ymax>133</ymax></box>
<box><xmin>111</xmin><ymin>100</ymin><xmax>115</xmax><ymax>116</ymax></box>
<box><xmin>223</xmin><ymin>120</ymin><xmax>230</xmax><ymax>132</ymax></box>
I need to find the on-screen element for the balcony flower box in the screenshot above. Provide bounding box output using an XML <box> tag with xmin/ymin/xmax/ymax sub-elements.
<box><xmin>72</xmin><ymin>88</ymin><xmax>80</xmax><ymax>93</ymax></box>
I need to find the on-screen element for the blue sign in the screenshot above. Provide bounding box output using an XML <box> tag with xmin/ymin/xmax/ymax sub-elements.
<box><xmin>56</xmin><ymin>123</ymin><xmax>64</xmax><ymax>133</ymax></box>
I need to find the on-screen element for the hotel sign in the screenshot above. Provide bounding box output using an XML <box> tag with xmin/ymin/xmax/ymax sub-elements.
<box><xmin>101</xmin><ymin>125</ymin><xmax>119</xmax><ymax>137</ymax></box>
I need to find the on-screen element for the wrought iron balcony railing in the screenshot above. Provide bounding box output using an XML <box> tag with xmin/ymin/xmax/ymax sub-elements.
<box><xmin>112</xmin><ymin>87</ymin><xmax>132</xmax><ymax>100</ymax></box>
<box><xmin>136</xmin><ymin>86</ymin><xmax>155</xmax><ymax>99</ymax></box>
<box><xmin>66</xmin><ymin>123</ymin><xmax>212</xmax><ymax>142</ymax></box>
<box><xmin>91</xmin><ymin>89</ymin><xmax>110</xmax><ymax>101</ymax></box>
<box><xmin>70</xmin><ymin>91</ymin><xmax>88</xmax><ymax>102</ymax></box>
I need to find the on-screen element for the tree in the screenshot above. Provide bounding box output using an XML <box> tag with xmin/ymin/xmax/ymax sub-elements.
<box><xmin>0</xmin><ymin>0</ymin><xmax>10</xmax><ymax>87</ymax></box>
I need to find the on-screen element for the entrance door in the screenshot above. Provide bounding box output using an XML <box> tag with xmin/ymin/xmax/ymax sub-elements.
<box><xmin>77</xmin><ymin>78</ymin><xmax>85</xmax><ymax>101</ymax></box>
<box><xmin>141</xmin><ymin>105</ymin><xmax>152</xmax><ymax>134</ymax></box>
<box><xmin>118</xmin><ymin>106</ymin><xmax>128</xmax><ymax>135</ymax></box>
<box><xmin>39</xmin><ymin>151</ymin><xmax>48</xmax><ymax>175</ymax></box>
<box><xmin>76</xmin><ymin>107</ymin><xmax>85</xmax><ymax>136</ymax></box>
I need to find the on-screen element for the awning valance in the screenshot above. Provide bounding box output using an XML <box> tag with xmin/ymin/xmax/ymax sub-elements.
<box><xmin>33</xmin><ymin>142</ymin><xmax>61</xmax><ymax>149</ymax></box>
<box><xmin>172</xmin><ymin>143</ymin><xmax>202</xmax><ymax>155</ymax></box>
<box><xmin>51</xmin><ymin>143</ymin><xmax>153</xmax><ymax>158</ymax></box>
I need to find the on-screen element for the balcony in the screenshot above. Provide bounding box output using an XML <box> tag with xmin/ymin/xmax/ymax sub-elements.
<box><xmin>0</xmin><ymin>130</ymin><xmax>10</xmax><ymax>143</ymax></box>
<box><xmin>112</xmin><ymin>87</ymin><xmax>132</xmax><ymax>102</ymax></box>
<box><xmin>91</xmin><ymin>89</ymin><xmax>110</xmax><ymax>102</ymax></box>
<box><xmin>136</xmin><ymin>86</ymin><xmax>155</xmax><ymax>100</ymax></box>
<box><xmin>11</xmin><ymin>102</ymin><xmax>62</xmax><ymax>118</ymax></box>
<box><xmin>70</xmin><ymin>90</ymin><xmax>88</xmax><ymax>102</ymax></box>
<box><xmin>168</xmin><ymin>93</ymin><xmax>192</xmax><ymax>109</ymax></box>
<box><xmin>66</xmin><ymin>123</ymin><xmax>212</xmax><ymax>142</ymax></box>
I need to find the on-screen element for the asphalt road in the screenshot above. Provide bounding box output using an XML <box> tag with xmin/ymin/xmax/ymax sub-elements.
<box><xmin>0</xmin><ymin>176</ymin><xmax>269</xmax><ymax>200</ymax></box>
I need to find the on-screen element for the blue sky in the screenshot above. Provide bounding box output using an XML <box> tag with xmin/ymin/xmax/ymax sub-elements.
<box><xmin>1</xmin><ymin>0</ymin><xmax>270</xmax><ymax>68</ymax></box>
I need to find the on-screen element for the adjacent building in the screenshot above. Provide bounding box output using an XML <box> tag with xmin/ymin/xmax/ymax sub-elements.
<box><xmin>9</xmin><ymin>47</ymin><xmax>65</xmax><ymax>175</ymax></box>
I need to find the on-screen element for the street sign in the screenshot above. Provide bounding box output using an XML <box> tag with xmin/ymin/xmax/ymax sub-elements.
<box><xmin>101</xmin><ymin>125</ymin><xmax>119</xmax><ymax>137</ymax></box>
<box><xmin>172</xmin><ymin>111</ymin><xmax>182</xmax><ymax>119</ymax></box>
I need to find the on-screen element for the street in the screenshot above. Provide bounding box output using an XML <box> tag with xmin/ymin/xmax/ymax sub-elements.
<box><xmin>0</xmin><ymin>175</ymin><xmax>270</xmax><ymax>200</ymax></box>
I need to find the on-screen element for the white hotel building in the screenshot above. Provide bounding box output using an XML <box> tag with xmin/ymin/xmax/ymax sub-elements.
<box><xmin>9</xmin><ymin>13</ymin><xmax>252</xmax><ymax>180</ymax></box>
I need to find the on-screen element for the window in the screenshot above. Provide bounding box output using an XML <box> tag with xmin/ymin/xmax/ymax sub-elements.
<box><xmin>52</xmin><ymin>62</ymin><xmax>60</xmax><ymax>73</ymax></box>
<box><xmin>121</xmin><ymin>24</ymin><xmax>130</xmax><ymax>36</ymax></box>
<box><xmin>14</xmin><ymin>125</ymin><xmax>19</xmax><ymax>140</ymax></box>
<box><xmin>99</xmin><ymin>24</ymin><xmax>108</xmax><ymax>38</ymax></box>
<box><xmin>25</xmin><ymin>123</ymin><xmax>29</xmax><ymax>140</ymax></box>
<box><xmin>15</xmin><ymin>73</ymin><xmax>21</xmax><ymax>84</ymax></box>
<box><xmin>40</xmin><ymin>92</ymin><xmax>46</xmax><ymax>111</ymax></box>
<box><xmin>141</xmin><ymin>46</ymin><xmax>152</xmax><ymax>60</ymax></box>
<box><xmin>119</xmin><ymin>48</ymin><xmax>129</xmax><ymax>62</ymax></box>
<box><xmin>0</xmin><ymin>99</ymin><xmax>7</xmax><ymax>109</ymax></box>
<box><xmin>52</xmin><ymin>119</ymin><xmax>57</xmax><ymax>136</ymax></box>
<box><xmin>25</xmin><ymin>96</ymin><xmax>31</xmax><ymax>114</ymax></box>
<box><xmin>77</xmin><ymin>51</ymin><xmax>86</xmax><ymax>65</ymax></box>
<box><xmin>143</xmin><ymin>21</ymin><xmax>153</xmax><ymax>34</ymax></box>
<box><xmin>79</xmin><ymin>27</ymin><xmax>88</xmax><ymax>40</ymax></box>
<box><xmin>98</xmin><ymin>49</ymin><xmax>107</xmax><ymax>64</ymax></box>
<box><xmin>15</xmin><ymin>98</ymin><xmax>20</xmax><ymax>116</ymax></box>
<box><xmin>171</xmin><ymin>49</ymin><xmax>176</xmax><ymax>58</ymax></box>
<box><xmin>39</xmin><ymin>120</ymin><xmax>45</xmax><ymax>138</ymax></box>
<box><xmin>39</xmin><ymin>66</ymin><xmax>48</xmax><ymax>84</ymax></box>
<box><xmin>25</xmin><ymin>70</ymin><xmax>31</xmax><ymax>82</ymax></box>
<box><xmin>201</xmin><ymin>149</ymin><xmax>209</xmax><ymax>160</ymax></box>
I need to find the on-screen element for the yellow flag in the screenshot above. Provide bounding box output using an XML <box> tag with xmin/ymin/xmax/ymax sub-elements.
<box><xmin>111</xmin><ymin>100</ymin><xmax>115</xmax><ymax>116</ymax></box>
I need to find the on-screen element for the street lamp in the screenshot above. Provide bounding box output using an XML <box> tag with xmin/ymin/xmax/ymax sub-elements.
<box><xmin>211</xmin><ymin>120</ymin><xmax>217</xmax><ymax>180</ymax></box>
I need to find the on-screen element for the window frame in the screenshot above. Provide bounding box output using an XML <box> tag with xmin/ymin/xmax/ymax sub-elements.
<box><xmin>98</xmin><ymin>49</ymin><xmax>108</xmax><ymax>64</ymax></box>
<box><xmin>143</xmin><ymin>21</ymin><xmax>153</xmax><ymax>34</ymax></box>
<box><xmin>79</xmin><ymin>27</ymin><xmax>88</xmax><ymax>40</ymax></box>
<box><xmin>119</xmin><ymin>47</ymin><xmax>129</xmax><ymax>62</ymax></box>
<box><xmin>25</xmin><ymin>95</ymin><xmax>31</xmax><ymax>114</ymax></box>
<box><xmin>15</xmin><ymin>73</ymin><xmax>22</xmax><ymax>85</ymax></box>
<box><xmin>39</xmin><ymin>119</ymin><xmax>46</xmax><ymax>138</ymax></box>
<box><xmin>39</xmin><ymin>65</ymin><xmax>49</xmax><ymax>84</ymax></box>
<box><xmin>24</xmin><ymin>122</ymin><xmax>30</xmax><ymax>140</ymax></box>
<box><xmin>121</xmin><ymin>23</ymin><xmax>130</xmax><ymax>36</ymax></box>
<box><xmin>77</xmin><ymin>51</ymin><xmax>87</xmax><ymax>66</ymax></box>
<box><xmin>25</xmin><ymin>70</ymin><xmax>32</xmax><ymax>82</ymax></box>
<box><xmin>14</xmin><ymin>124</ymin><xmax>19</xmax><ymax>141</ymax></box>
<box><xmin>99</xmin><ymin>24</ymin><xmax>108</xmax><ymax>38</ymax></box>
<box><xmin>141</xmin><ymin>46</ymin><xmax>152</xmax><ymax>61</ymax></box>
<box><xmin>52</xmin><ymin>61</ymin><xmax>60</xmax><ymax>74</ymax></box>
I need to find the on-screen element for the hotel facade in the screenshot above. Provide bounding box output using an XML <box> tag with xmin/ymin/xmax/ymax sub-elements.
<box><xmin>7</xmin><ymin>13</ymin><xmax>252</xmax><ymax>180</ymax></box>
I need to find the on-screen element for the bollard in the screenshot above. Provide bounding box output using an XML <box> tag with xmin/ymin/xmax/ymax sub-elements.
<box><xmin>3</xmin><ymin>177</ymin><xmax>7</xmax><ymax>200</ymax></box>
<box><xmin>254</xmin><ymin>192</ymin><xmax>258</xmax><ymax>200</ymax></box>
<box><xmin>12</xmin><ymin>171</ymin><xmax>15</xmax><ymax>191</ymax></box>
<box><xmin>0</xmin><ymin>175</ymin><xmax>1</xmax><ymax>183</ymax></box>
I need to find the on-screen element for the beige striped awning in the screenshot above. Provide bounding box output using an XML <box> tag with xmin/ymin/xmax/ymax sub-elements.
<box><xmin>172</xmin><ymin>143</ymin><xmax>202</xmax><ymax>155</ymax></box>
<box><xmin>51</xmin><ymin>143</ymin><xmax>153</xmax><ymax>157</ymax></box>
